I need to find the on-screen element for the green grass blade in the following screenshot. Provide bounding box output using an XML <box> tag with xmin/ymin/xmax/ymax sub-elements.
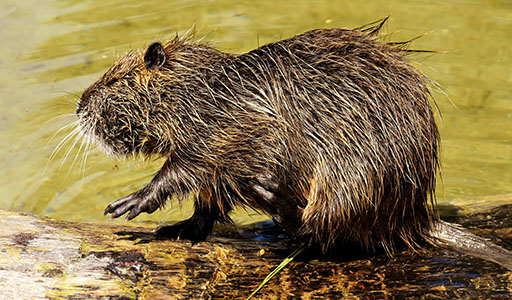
<box><xmin>245</xmin><ymin>245</ymin><xmax>307</xmax><ymax>300</ymax></box>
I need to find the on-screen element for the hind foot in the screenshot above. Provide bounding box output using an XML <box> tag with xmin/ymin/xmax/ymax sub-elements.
<box><xmin>155</xmin><ymin>217</ymin><xmax>212</xmax><ymax>242</ymax></box>
<box><xmin>154</xmin><ymin>202</ymin><xmax>223</xmax><ymax>242</ymax></box>
<box><xmin>250</xmin><ymin>174</ymin><xmax>303</xmax><ymax>235</ymax></box>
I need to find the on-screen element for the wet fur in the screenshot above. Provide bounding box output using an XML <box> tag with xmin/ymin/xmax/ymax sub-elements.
<box><xmin>76</xmin><ymin>19</ymin><xmax>512</xmax><ymax>269</ymax></box>
<box><xmin>77</xmin><ymin>20</ymin><xmax>438</xmax><ymax>253</ymax></box>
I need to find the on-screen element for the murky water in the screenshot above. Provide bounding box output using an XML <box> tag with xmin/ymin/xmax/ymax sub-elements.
<box><xmin>0</xmin><ymin>0</ymin><xmax>511</xmax><ymax>225</ymax></box>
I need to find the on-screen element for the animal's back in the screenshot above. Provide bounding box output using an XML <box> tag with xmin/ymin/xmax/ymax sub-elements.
<box><xmin>231</xmin><ymin>27</ymin><xmax>439</xmax><ymax>252</ymax></box>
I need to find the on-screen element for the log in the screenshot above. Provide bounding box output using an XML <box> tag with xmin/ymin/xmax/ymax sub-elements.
<box><xmin>0</xmin><ymin>206</ymin><xmax>511</xmax><ymax>299</ymax></box>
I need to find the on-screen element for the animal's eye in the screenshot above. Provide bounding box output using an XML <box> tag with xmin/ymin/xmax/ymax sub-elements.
<box><xmin>104</xmin><ymin>78</ymin><xmax>118</xmax><ymax>86</ymax></box>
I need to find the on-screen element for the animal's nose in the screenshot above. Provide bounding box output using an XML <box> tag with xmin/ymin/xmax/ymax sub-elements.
<box><xmin>76</xmin><ymin>101</ymin><xmax>82</xmax><ymax>115</ymax></box>
<box><xmin>77</xmin><ymin>84</ymin><xmax>96</xmax><ymax>115</ymax></box>
<box><xmin>76</xmin><ymin>95</ymin><xmax>87</xmax><ymax>115</ymax></box>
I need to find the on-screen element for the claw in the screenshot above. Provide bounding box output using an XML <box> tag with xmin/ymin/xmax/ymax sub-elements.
<box><xmin>250</xmin><ymin>174</ymin><xmax>282</xmax><ymax>203</ymax></box>
<box><xmin>104</xmin><ymin>188</ymin><xmax>162</xmax><ymax>221</ymax></box>
<box><xmin>104</xmin><ymin>202</ymin><xmax>117</xmax><ymax>215</ymax></box>
<box><xmin>104</xmin><ymin>193</ymin><xmax>138</xmax><ymax>219</ymax></box>
<box><xmin>111</xmin><ymin>203</ymin><xmax>131</xmax><ymax>219</ymax></box>
<box><xmin>256</xmin><ymin>174</ymin><xmax>280</xmax><ymax>191</ymax></box>
<box><xmin>125</xmin><ymin>206</ymin><xmax>140</xmax><ymax>221</ymax></box>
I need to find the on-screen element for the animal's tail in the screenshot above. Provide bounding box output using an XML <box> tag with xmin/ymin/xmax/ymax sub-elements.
<box><xmin>429</xmin><ymin>220</ymin><xmax>512</xmax><ymax>271</ymax></box>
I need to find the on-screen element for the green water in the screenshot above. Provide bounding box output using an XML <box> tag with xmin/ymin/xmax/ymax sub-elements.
<box><xmin>0</xmin><ymin>0</ymin><xmax>511</xmax><ymax>225</ymax></box>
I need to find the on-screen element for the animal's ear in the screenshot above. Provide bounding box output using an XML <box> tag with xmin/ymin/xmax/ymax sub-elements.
<box><xmin>144</xmin><ymin>42</ymin><xmax>166</xmax><ymax>70</ymax></box>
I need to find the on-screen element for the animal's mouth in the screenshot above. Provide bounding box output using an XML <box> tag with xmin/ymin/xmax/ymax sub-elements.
<box><xmin>77</xmin><ymin>113</ymin><xmax>128</xmax><ymax>158</ymax></box>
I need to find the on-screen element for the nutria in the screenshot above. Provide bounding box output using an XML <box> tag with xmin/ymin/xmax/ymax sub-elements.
<box><xmin>76</xmin><ymin>19</ymin><xmax>512</xmax><ymax>269</ymax></box>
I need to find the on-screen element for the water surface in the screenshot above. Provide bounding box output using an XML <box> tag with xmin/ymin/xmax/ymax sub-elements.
<box><xmin>0</xmin><ymin>0</ymin><xmax>511</xmax><ymax>225</ymax></box>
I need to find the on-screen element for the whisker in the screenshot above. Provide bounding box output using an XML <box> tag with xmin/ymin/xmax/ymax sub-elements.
<box><xmin>53</xmin><ymin>89</ymin><xmax>82</xmax><ymax>100</ymax></box>
<box><xmin>80</xmin><ymin>133</ymin><xmax>93</xmax><ymax>178</ymax></box>
<box><xmin>48</xmin><ymin>125</ymin><xmax>80</xmax><ymax>164</ymax></box>
<box><xmin>44</xmin><ymin>113</ymin><xmax>76</xmax><ymax>126</ymax></box>
<box><xmin>69</xmin><ymin>129</ymin><xmax>88</xmax><ymax>174</ymax></box>
<box><xmin>61</xmin><ymin>128</ymin><xmax>83</xmax><ymax>170</ymax></box>
<box><xmin>79</xmin><ymin>123</ymin><xmax>97</xmax><ymax>181</ymax></box>
<box><xmin>46</xmin><ymin>119</ymin><xmax>79</xmax><ymax>145</ymax></box>
<box><xmin>80</xmin><ymin>124</ymin><xmax>94</xmax><ymax>177</ymax></box>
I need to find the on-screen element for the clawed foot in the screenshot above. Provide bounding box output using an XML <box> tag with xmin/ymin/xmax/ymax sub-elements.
<box><xmin>250</xmin><ymin>174</ymin><xmax>281</xmax><ymax>204</ymax></box>
<box><xmin>250</xmin><ymin>174</ymin><xmax>303</xmax><ymax>235</ymax></box>
<box><xmin>154</xmin><ymin>218</ymin><xmax>212</xmax><ymax>242</ymax></box>
<box><xmin>104</xmin><ymin>189</ymin><xmax>161</xmax><ymax>220</ymax></box>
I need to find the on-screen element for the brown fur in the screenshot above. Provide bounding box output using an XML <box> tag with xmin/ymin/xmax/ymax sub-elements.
<box><xmin>77</xmin><ymin>19</ymin><xmax>440</xmax><ymax>254</ymax></box>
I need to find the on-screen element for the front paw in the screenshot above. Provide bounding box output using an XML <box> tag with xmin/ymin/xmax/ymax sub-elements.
<box><xmin>104</xmin><ymin>190</ymin><xmax>161</xmax><ymax>220</ymax></box>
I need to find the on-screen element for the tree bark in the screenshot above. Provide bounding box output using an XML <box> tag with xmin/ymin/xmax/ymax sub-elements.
<box><xmin>0</xmin><ymin>205</ymin><xmax>511</xmax><ymax>299</ymax></box>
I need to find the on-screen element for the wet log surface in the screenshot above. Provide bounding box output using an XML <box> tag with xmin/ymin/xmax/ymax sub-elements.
<box><xmin>0</xmin><ymin>205</ymin><xmax>511</xmax><ymax>299</ymax></box>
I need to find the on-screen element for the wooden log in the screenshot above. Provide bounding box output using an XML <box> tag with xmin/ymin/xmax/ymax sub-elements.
<box><xmin>0</xmin><ymin>206</ymin><xmax>511</xmax><ymax>299</ymax></box>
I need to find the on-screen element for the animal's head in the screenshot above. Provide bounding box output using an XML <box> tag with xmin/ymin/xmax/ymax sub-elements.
<box><xmin>76</xmin><ymin>42</ymin><xmax>181</xmax><ymax>157</ymax></box>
